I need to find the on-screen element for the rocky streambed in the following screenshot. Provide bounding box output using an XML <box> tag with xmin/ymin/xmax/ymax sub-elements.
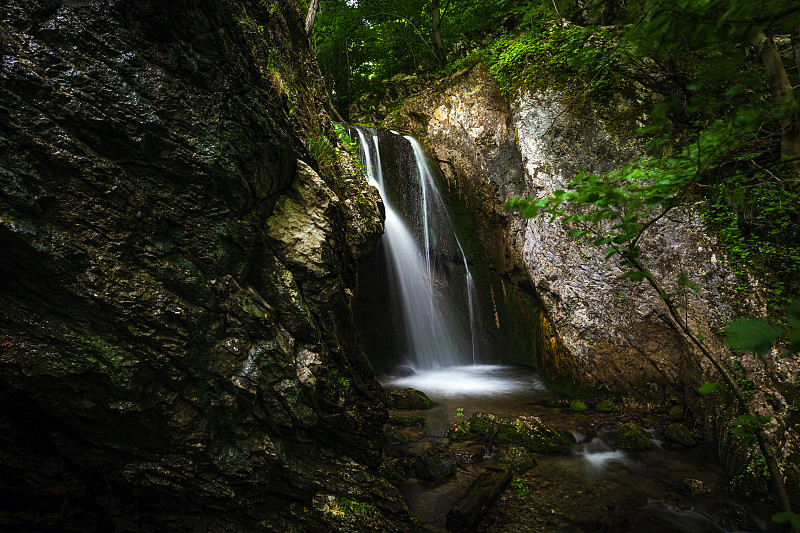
<box><xmin>380</xmin><ymin>366</ymin><xmax>780</xmax><ymax>532</ymax></box>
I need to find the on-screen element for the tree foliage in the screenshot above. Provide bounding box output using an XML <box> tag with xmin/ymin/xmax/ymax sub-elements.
<box><xmin>306</xmin><ymin>0</ymin><xmax>522</xmax><ymax>116</ymax></box>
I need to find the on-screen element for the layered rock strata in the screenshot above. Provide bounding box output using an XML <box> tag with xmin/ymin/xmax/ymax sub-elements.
<box><xmin>0</xmin><ymin>1</ymin><xmax>410</xmax><ymax>530</ymax></box>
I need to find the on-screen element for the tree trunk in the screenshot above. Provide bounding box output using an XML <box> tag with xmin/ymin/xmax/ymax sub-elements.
<box><xmin>750</xmin><ymin>29</ymin><xmax>800</xmax><ymax>181</ymax></box>
<box><xmin>305</xmin><ymin>0</ymin><xmax>320</xmax><ymax>35</ymax></box>
<box><xmin>446</xmin><ymin>465</ymin><xmax>513</xmax><ymax>531</ymax></box>
<box><xmin>432</xmin><ymin>0</ymin><xmax>446</xmax><ymax>67</ymax></box>
<box><xmin>792</xmin><ymin>25</ymin><xmax>800</xmax><ymax>73</ymax></box>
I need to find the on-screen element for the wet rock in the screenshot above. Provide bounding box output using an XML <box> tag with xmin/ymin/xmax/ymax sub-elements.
<box><xmin>665</xmin><ymin>423</ymin><xmax>697</xmax><ymax>447</ymax></box>
<box><xmin>454</xmin><ymin>447</ymin><xmax>485</xmax><ymax>466</ymax></box>
<box><xmin>596</xmin><ymin>400</ymin><xmax>618</xmax><ymax>413</ymax></box>
<box><xmin>667</xmin><ymin>405</ymin><xmax>685</xmax><ymax>421</ymax></box>
<box><xmin>682</xmin><ymin>478</ymin><xmax>712</xmax><ymax>497</ymax></box>
<box><xmin>414</xmin><ymin>455</ymin><xmax>457</xmax><ymax>481</ymax></box>
<box><xmin>0</xmin><ymin>1</ymin><xmax>407</xmax><ymax>531</ymax></box>
<box><xmin>387</xmin><ymin>388</ymin><xmax>435</xmax><ymax>410</ymax></box>
<box><xmin>385</xmin><ymin>428</ymin><xmax>411</xmax><ymax>445</ymax></box>
<box><xmin>495</xmin><ymin>445</ymin><xmax>537</xmax><ymax>471</ymax></box>
<box><xmin>614</xmin><ymin>423</ymin><xmax>651</xmax><ymax>450</ymax></box>
<box><xmin>467</xmin><ymin>413</ymin><xmax>568</xmax><ymax>454</ymax></box>
<box><xmin>392</xmin><ymin>365</ymin><xmax>417</xmax><ymax>377</ymax></box>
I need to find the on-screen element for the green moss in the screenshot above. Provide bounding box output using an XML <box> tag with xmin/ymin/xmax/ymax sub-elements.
<box><xmin>614</xmin><ymin>423</ymin><xmax>651</xmax><ymax>450</ymax></box>
<box><xmin>497</xmin><ymin>419</ymin><xmax>568</xmax><ymax>454</ymax></box>
<box><xmin>448</xmin><ymin>425</ymin><xmax>473</xmax><ymax>441</ymax></box>
<box><xmin>466</xmin><ymin>413</ymin><xmax>494</xmax><ymax>436</ymax></box>
<box><xmin>596</xmin><ymin>400</ymin><xmax>617</xmax><ymax>413</ymax></box>
<box><xmin>388</xmin><ymin>414</ymin><xmax>425</xmax><ymax>426</ymax></box>
<box><xmin>665</xmin><ymin>423</ymin><xmax>697</xmax><ymax>446</ymax></box>
<box><xmin>569</xmin><ymin>400</ymin><xmax>588</xmax><ymax>412</ymax></box>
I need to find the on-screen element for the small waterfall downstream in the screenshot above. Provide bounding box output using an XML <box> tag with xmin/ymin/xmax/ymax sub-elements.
<box><xmin>352</xmin><ymin>127</ymin><xmax>477</xmax><ymax>370</ymax></box>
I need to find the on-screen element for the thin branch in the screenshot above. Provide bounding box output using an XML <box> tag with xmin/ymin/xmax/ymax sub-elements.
<box><xmin>370</xmin><ymin>12</ymin><xmax>436</xmax><ymax>58</ymax></box>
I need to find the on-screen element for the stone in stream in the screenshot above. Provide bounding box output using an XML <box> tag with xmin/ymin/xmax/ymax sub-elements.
<box><xmin>467</xmin><ymin>413</ymin><xmax>568</xmax><ymax>453</ymax></box>
<box><xmin>445</xmin><ymin>464</ymin><xmax>513</xmax><ymax>531</ymax></box>
<box><xmin>495</xmin><ymin>444</ymin><xmax>537</xmax><ymax>471</ymax></box>
<box><xmin>682</xmin><ymin>478</ymin><xmax>712</xmax><ymax>496</ymax></box>
<box><xmin>414</xmin><ymin>455</ymin><xmax>458</xmax><ymax>481</ymax></box>
<box><xmin>387</xmin><ymin>387</ymin><xmax>435</xmax><ymax>409</ymax></box>
<box><xmin>614</xmin><ymin>422</ymin><xmax>651</xmax><ymax>450</ymax></box>
<box><xmin>665</xmin><ymin>423</ymin><xmax>698</xmax><ymax>446</ymax></box>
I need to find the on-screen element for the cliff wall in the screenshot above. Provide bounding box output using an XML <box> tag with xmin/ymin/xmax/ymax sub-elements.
<box><xmin>0</xmin><ymin>1</ymin><xmax>409</xmax><ymax>530</ymax></box>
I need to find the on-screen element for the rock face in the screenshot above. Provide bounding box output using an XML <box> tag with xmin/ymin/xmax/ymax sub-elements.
<box><xmin>386</xmin><ymin>64</ymin><xmax>799</xmax><ymax>503</ymax></box>
<box><xmin>0</xmin><ymin>1</ymin><xmax>410</xmax><ymax>531</ymax></box>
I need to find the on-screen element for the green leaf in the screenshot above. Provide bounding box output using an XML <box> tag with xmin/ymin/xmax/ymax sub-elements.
<box><xmin>787</xmin><ymin>300</ymin><xmax>800</xmax><ymax>329</ymax></box>
<box><xmin>676</xmin><ymin>272</ymin><xmax>699</xmax><ymax>291</ymax></box>
<box><xmin>724</xmin><ymin>319</ymin><xmax>783</xmax><ymax>355</ymax></box>
<box><xmin>698</xmin><ymin>383</ymin><xmax>724</xmax><ymax>394</ymax></box>
<box><xmin>568</xmin><ymin>229</ymin><xmax>585</xmax><ymax>238</ymax></box>
<box><xmin>772</xmin><ymin>511</ymin><xmax>800</xmax><ymax>530</ymax></box>
<box><xmin>787</xmin><ymin>329</ymin><xmax>800</xmax><ymax>355</ymax></box>
<box><xmin>620</xmin><ymin>271</ymin><xmax>652</xmax><ymax>282</ymax></box>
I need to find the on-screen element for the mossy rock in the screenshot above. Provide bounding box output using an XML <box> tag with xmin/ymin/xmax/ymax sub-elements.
<box><xmin>614</xmin><ymin>422</ymin><xmax>651</xmax><ymax>450</ymax></box>
<box><xmin>495</xmin><ymin>444</ymin><xmax>537</xmax><ymax>472</ymax></box>
<box><xmin>388</xmin><ymin>414</ymin><xmax>425</xmax><ymax>426</ymax></box>
<box><xmin>448</xmin><ymin>425</ymin><xmax>473</xmax><ymax>441</ymax></box>
<box><xmin>386</xmin><ymin>387</ymin><xmax>434</xmax><ymax>409</ymax></box>
<box><xmin>665</xmin><ymin>423</ymin><xmax>697</xmax><ymax>446</ymax></box>
<box><xmin>467</xmin><ymin>413</ymin><xmax>567</xmax><ymax>453</ymax></box>
<box><xmin>384</xmin><ymin>428</ymin><xmax>410</xmax><ymax>445</ymax></box>
<box><xmin>466</xmin><ymin>413</ymin><xmax>497</xmax><ymax>436</ymax></box>
<box><xmin>569</xmin><ymin>400</ymin><xmax>588</xmax><ymax>412</ymax></box>
<box><xmin>497</xmin><ymin>416</ymin><xmax>568</xmax><ymax>454</ymax></box>
<box><xmin>414</xmin><ymin>455</ymin><xmax>457</xmax><ymax>481</ymax></box>
<box><xmin>596</xmin><ymin>400</ymin><xmax>617</xmax><ymax>413</ymax></box>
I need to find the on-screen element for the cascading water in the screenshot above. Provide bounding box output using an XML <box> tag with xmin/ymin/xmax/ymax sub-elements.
<box><xmin>353</xmin><ymin>126</ymin><xmax>477</xmax><ymax>369</ymax></box>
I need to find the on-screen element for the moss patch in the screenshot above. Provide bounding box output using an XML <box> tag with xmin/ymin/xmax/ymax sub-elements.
<box><xmin>569</xmin><ymin>400</ymin><xmax>588</xmax><ymax>412</ymax></box>
<box><xmin>665</xmin><ymin>423</ymin><xmax>697</xmax><ymax>447</ymax></box>
<box><xmin>596</xmin><ymin>400</ymin><xmax>617</xmax><ymax>413</ymax></box>
<box><xmin>614</xmin><ymin>423</ymin><xmax>650</xmax><ymax>450</ymax></box>
<box><xmin>387</xmin><ymin>414</ymin><xmax>425</xmax><ymax>427</ymax></box>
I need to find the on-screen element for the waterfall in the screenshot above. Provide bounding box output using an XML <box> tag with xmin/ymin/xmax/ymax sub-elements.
<box><xmin>352</xmin><ymin>127</ymin><xmax>478</xmax><ymax>369</ymax></box>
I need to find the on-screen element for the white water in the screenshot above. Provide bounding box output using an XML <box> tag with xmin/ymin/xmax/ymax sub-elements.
<box><xmin>381</xmin><ymin>364</ymin><xmax>548</xmax><ymax>397</ymax></box>
<box><xmin>354</xmin><ymin>127</ymin><xmax>477</xmax><ymax>369</ymax></box>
